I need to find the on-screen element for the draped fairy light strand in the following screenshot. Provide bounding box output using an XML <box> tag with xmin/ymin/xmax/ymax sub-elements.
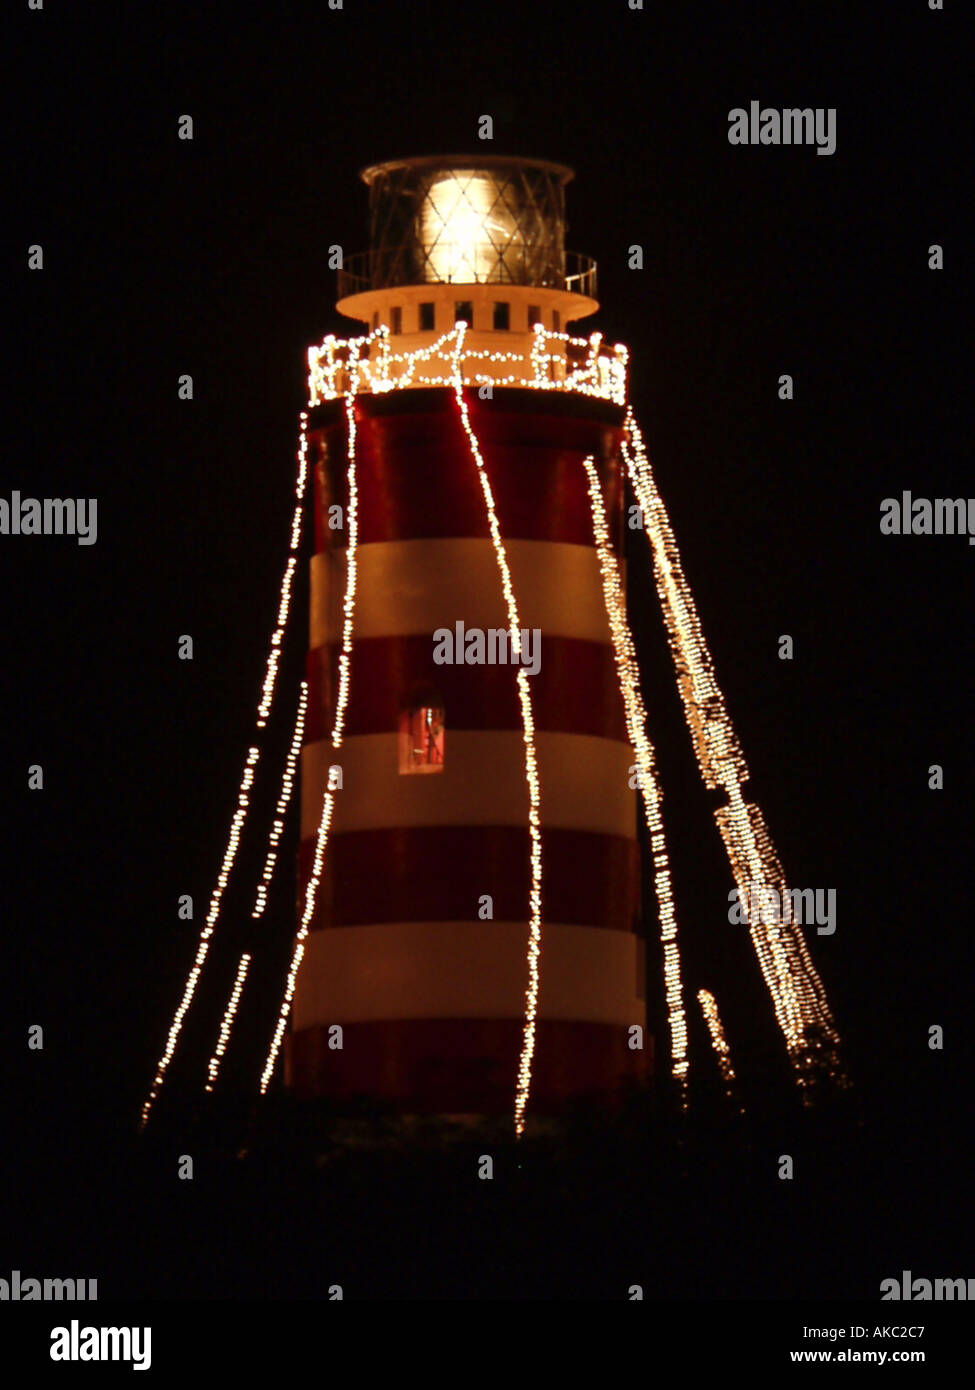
<box><xmin>205</xmin><ymin>954</ymin><xmax>253</xmax><ymax>1093</ymax></box>
<box><xmin>582</xmin><ymin>456</ymin><xmax>688</xmax><ymax>1092</ymax></box>
<box><xmin>697</xmin><ymin>988</ymin><xmax>743</xmax><ymax>1108</ymax></box>
<box><xmin>308</xmin><ymin>323</ymin><xmax>628</xmax><ymax>406</ymax></box>
<box><xmin>621</xmin><ymin>407</ymin><xmax>844</xmax><ymax>1088</ymax></box>
<box><xmin>259</xmin><ymin>347</ymin><xmax>364</xmax><ymax>1095</ymax></box>
<box><xmin>143</xmin><ymin>290</ymin><xmax>847</xmax><ymax>1126</ymax></box>
<box><xmin>258</xmin><ymin>412</ymin><xmax>311</xmax><ymax>727</ymax></box>
<box><xmin>140</xmin><ymin>413</ymin><xmax>311</xmax><ymax>1130</ymax></box>
<box><xmin>140</xmin><ymin>747</ymin><xmax>259</xmax><ymax>1128</ymax></box>
<box><xmin>252</xmin><ymin>681</ymin><xmax>308</xmax><ymax>921</ymax></box>
<box><xmin>199</xmin><ymin>682</ymin><xmax>309</xmax><ymax>1093</ymax></box>
<box><xmin>450</xmin><ymin>323</ymin><xmax>544</xmax><ymax>1138</ymax></box>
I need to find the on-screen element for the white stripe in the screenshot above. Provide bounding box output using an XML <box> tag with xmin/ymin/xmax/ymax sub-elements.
<box><xmin>292</xmin><ymin>921</ymin><xmax>646</xmax><ymax>1027</ymax></box>
<box><xmin>309</xmin><ymin>537</ymin><xmax>614</xmax><ymax>646</ymax></box>
<box><xmin>300</xmin><ymin>731</ymin><xmax>638</xmax><ymax>839</ymax></box>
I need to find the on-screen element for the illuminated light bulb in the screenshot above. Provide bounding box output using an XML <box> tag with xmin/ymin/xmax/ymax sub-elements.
<box><xmin>205</xmin><ymin>954</ymin><xmax>252</xmax><ymax>1092</ymax></box>
<box><xmin>697</xmin><ymin>988</ymin><xmax>743</xmax><ymax>1109</ymax></box>
<box><xmin>450</xmin><ymin>323</ymin><xmax>543</xmax><ymax>1139</ymax></box>
<box><xmin>259</xmin><ymin>349</ymin><xmax>365</xmax><ymax>1095</ymax></box>
<box><xmin>582</xmin><ymin>457</ymin><xmax>688</xmax><ymax>1095</ymax></box>
<box><xmin>621</xmin><ymin>408</ymin><xmax>845</xmax><ymax>1090</ymax></box>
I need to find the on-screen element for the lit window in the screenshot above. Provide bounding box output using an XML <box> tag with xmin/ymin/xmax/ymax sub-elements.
<box><xmin>528</xmin><ymin>304</ymin><xmax>541</xmax><ymax>328</ymax></box>
<box><xmin>399</xmin><ymin>696</ymin><xmax>445</xmax><ymax>774</ymax></box>
<box><xmin>419</xmin><ymin>302</ymin><xmax>435</xmax><ymax>331</ymax></box>
<box><xmin>455</xmin><ymin>300</ymin><xmax>473</xmax><ymax>326</ymax></box>
<box><xmin>493</xmin><ymin>301</ymin><xmax>510</xmax><ymax>330</ymax></box>
<box><xmin>392</xmin><ymin>306</ymin><xmax>402</xmax><ymax>334</ymax></box>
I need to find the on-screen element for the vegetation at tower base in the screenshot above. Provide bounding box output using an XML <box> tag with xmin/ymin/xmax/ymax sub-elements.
<box><xmin>114</xmin><ymin>1071</ymin><xmax>887</xmax><ymax>1299</ymax></box>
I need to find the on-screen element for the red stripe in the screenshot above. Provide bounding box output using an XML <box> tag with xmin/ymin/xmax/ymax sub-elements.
<box><xmin>298</xmin><ymin>826</ymin><xmax>643</xmax><ymax>934</ymax></box>
<box><xmin>305</xmin><ymin>634</ymin><xmax>627</xmax><ymax>743</ymax></box>
<box><xmin>310</xmin><ymin>389</ymin><xmax>625</xmax><ymax>549</ymax></box>
<box><xmin>286</xmin><ymin>1017</ymin><xmax>652</xmax><ymax>1112</ymax></box>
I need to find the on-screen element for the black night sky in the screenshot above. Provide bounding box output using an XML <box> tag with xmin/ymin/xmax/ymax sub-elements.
<box><xmin>3</xmin><ymin>0</ymin><xmax>971</xmax><ymax>1337</ymax></box>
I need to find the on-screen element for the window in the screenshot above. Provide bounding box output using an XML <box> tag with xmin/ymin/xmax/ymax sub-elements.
<box><xmin>454</xmin><ymin>300</ymin><xmax>473</xmax><ymax>326</ymax></box>
<box><xmin>399</xmin><ymin>692</ymin><xmax>445</xmax><ymax>774</ymax></box>
<box><xmin>392</xmin><ymin>306</ymin><xmax>402</xmax><ymax>334</ymax></box>
<box><xmin>419</xmin><ymin>302</ymin><xmax>435</xmax><ymax>331</ymax></box>
<box><xmin>552</xmin><ymin>309</ymin><xmax>561</xmax><ymax>333</ymax></box>
<box><xmin>372</xmin><ymin>311</ymin><xmax>380</xmax><ymax>330</ymax></box>
<box><xmin>492</xmin><ymin>301</ymin><xmax>510</xmax><ymax>330</ymax></box>
<box><xmin>528</xmin><ymin>305</ymin><xmax>541</xmax><ymax>329</ymax></box>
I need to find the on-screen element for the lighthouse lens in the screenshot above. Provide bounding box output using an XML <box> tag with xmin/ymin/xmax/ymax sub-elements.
<box><xmin>419</xmin><ymin>170</ymin><xmax>522</xmax><ymax>284</ymax></box>
<box><xmin>361</xmin><ymin>158</ymin><xmax>572</xmax><ymax>292</ymax></box>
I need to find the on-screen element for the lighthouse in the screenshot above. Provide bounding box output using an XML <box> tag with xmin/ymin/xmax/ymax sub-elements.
<box><xmin>286</xmin><ymin>155</ymin><xmax>650</xmax><ymax>1116</ymax></box>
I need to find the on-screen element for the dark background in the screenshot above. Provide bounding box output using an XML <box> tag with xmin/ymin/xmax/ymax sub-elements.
<box><xmin>3</xmin><ymin>0</ymin><xmax>970</xmax><ymax>1302</ymax></box>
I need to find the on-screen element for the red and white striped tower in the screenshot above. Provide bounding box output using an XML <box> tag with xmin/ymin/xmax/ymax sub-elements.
<box><xmin>286</xmin><ymin>156</ymin><xmax>650</xmax><ymax>1115</ymax></box>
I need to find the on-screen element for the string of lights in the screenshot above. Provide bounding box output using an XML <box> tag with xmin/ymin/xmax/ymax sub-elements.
<box><xmin>252</xmin><ymin>681</ymin><xmax>309</xmax><ymax>921</ymax></box>
<box><xmin>582</xmin><ymin>456</ymin><xmax>688</xmax><ymax>1093</ymax></box>
<box><xmin>308</xmin><ymin>323</ymin><xmax>628</xmax><ymax>405</ymax></box>
<box><xmin>258</xmin><ymin>412</ymin><xmax>311</xmax><ymax>727</ymax></box>
<box><xmin>697</xmin><ymin>988</ymin><xmax>742</xmax><ymax>1108</ymax></box>
<box><xmin>140</xmin><ymin>415</ymin><xmax>312</xmax><ymax>1130</ymax></box>
<box><xmin>621</xmin><ymin>408</ymin><xmax>844</xmax><ymax>1089</ymax></box>
<box><xmin>330</xmin><ymin>332</ymin><xmax>365</xmax><ymax>747</ymax></box>
<box><xmin>451</xmin><ymin>323</ymin><xmax>544</xmax><ymax>1138</ymax></box>
<box><xmin>194</xmin><ymin>683</ymin><xmax>310</xmax><ymax>1095</ymax></box>
<box><xmin>144</xmin><ymin>294</ymin><xmax>845</xmax><ymax>1123</ymax></box>
<box><xmin>205</xmin><ymin>953</ymin><xmax>253</xmax><ymax>1093</ymax></box>
<box><xmin>259</xmin><ymin>349</ymin><xmax>365</xmax><ymax>1095</ymax></box>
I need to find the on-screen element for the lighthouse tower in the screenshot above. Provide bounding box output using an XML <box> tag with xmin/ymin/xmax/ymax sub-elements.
<box><xmin>286</xmin><ymin>155</ymin><xmax>650</xmax><ymax>1116</ymax></box>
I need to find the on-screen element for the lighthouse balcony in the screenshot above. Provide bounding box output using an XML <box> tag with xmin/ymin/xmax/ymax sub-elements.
<box><xmin>336</xmin><ymin>247</ymin><xmax>597</xmax><ymax>301</ymax></box>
